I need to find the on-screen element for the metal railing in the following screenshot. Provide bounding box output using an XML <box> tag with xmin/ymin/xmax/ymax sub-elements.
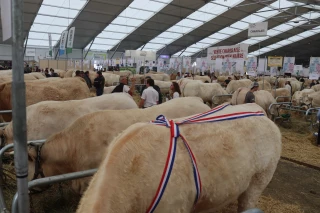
<box><xmin>0</xmin><ymin>110</ymin><xmax>12</xmax><ymax>115</ymax></box>
<box><xmin>305</xmin><ymin>107</ymin><xmax>320</xmax><ymax>130</ymax></box>
<box><xmin>275</xmin><ymin>96</ymin><xmax>291</xmax><ymax>102</ymax></box>
<box><xmin>212</xmin><ymin>94</ymin><xmax>233</xmax><ymax>107</ymax></box>
<box><xmin>0</xmin><ymin>140</ymin><xmax>46</xmax><ymax>212</ymax></box>
<box><xmin>11</xmin><ymin>169</ymin><xmax>97</xmax><ymax>213</ymax></box>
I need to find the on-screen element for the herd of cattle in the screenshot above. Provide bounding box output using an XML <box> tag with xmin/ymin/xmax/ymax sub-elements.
<box><xmin>0</xmin><ymin>69</ymin><xmax>317</xmax><ymax>212</ymax></box>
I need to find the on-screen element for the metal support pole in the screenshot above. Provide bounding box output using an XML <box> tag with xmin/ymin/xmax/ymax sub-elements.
<box><xmin>140</xmin><ymin>44</ymin><xmax>146</xmax><ymax>51</ymax></box>
<box><xmin>178</xmin><ymin>48</ymin><xmax>186</xmax><ymax>57</ymax></box>
<box><xmin>23</xmin><ymin>32</ymin><xmax>29</xmax><ymax>57</ymax></box>
<box><xmin>84</xmin><ymin>39</ymin><xmax>95</xmax><ymax>60</ymax></box>
<box><xmin>81</xmin><ymin>49</ymin><xmax>84</xmax><ymax>70</ymax></box>
<box><xmin>11</xmin><ymin>0</ymin><xmax>29</xmax><ymax>212</ymax></box>
<box><xmin>110</xmin><ymin>41</ymin><xmax>122</xmax><ymax>60</ymax></box>
<box><xmin>156</xmin><ymin>45</ymin><xmax>167</xmax><ymax>60</ymax></box>
<box><xmin>54</xmin><ymin>48</ymin><xmax>59</xmax><ymax>60</ymax></box>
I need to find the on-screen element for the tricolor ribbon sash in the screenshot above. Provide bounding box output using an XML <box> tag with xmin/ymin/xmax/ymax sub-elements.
<box><xmin>146</xmin><ymin>104</ymin><xmax>265</xmax><ymax>213</ymax></box>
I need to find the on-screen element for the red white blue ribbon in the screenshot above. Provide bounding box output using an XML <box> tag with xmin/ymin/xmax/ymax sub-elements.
<box><xmin>146</xmin><ymin>104</ymin><xmax>265</xmax><ymax>213</ymax></box>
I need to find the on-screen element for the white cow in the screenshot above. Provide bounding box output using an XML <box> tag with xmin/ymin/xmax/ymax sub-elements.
<box><xmin>1</xmin><ymin>93</ymin><xmax>138</xmax><ymax>145</ymax></box>
<box><xmin>27</xmin><ymin>97</ymin><xmax>211</xmax><ymax>194</ymax></box>
<box><xmin>77</xmin><ymin>103</ymin><xmax>281</xmax><ymax>213</ymax></box>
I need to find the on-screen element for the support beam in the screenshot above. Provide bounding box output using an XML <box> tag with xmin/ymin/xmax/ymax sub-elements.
<box><xmin>140</xmin><ymin>44</ymin><xmax>146</xmax><ymax>51</ymax></box>
<box><xmin>23</xmin><ymin>32</ymin><xmax>29</xmax><ymax>57</ymax></box>
<box><xmin>110</xmin><ymin>41</ymin><xmax>122</xmax><ymax>60</ymax></box>
<box><xmin>156</xmin><ymin>45</ymin><xmax>167</xmax><ymax>60</ymax></box>
<box><xmin>12</xmin><ymin>0</ymin><xmax>29</xmax><ymax>212</ymax></box>
<box><xmin>84</xmin><ymin>39</ymin><xmax>95</xmax><ymax>60</ymax></box>
<box><xmin>178</xmin><ymin>48</ymin><xmax>186</xmax><ymax>57</ymax></box>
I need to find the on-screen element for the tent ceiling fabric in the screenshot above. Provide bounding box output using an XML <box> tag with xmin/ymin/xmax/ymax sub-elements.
<box><xmin>158</xmin><ymin>0</ymin><xmax>278</xmax><ymax>56</ymax></box>
<box><xmin>107</xmin><ymin>0</ymin><xmax>208</xmax><ymax>52</ymax></box>
<box><xmin>1</xmin><ymin>0</ymin><xmax>320</xmax><ymax>60</ymax></box>
<box><xmin>0</xmin><ymin>0</ymin><xmax>42</xmax><ymax>44</ymax></box>
<box><xmin>55</xmin><ymin>0</ymin><xmax>133</xmax><ymax>49</ymax></box>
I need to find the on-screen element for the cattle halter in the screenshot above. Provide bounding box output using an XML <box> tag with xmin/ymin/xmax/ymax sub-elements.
<box><xmin>146</xmin><ymin>104</ymin><xmax>265</xmax><ymax>213</ymax></box>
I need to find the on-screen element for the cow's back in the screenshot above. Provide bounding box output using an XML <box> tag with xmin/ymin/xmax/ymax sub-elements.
<box><xmin>77</xmin><ymin>104</ymin><xmax>281</xmax><ymax>212</ymax></box>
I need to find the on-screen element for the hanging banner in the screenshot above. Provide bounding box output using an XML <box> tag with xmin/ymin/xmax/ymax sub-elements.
<box><xmin>93</xmin><ymin>53</ymin><xmax>107</xmax><ymax>60</ymax></box>
<box><xmin>207</xmin><ymin>44</ymin><xmax>249</xmax><ymax>61</ymax></box>
<box><xmin>268</xmin><ymin>56</ymin><xmax>283</xmax><ymax>67</ymax></box>
<box><xmin>25</xmin><ymin>49</ymin><xmax>36</xmax><ymax>57</ymax></box>
<box><xmin>293</xmin><ymin>65</ymin><xmax>303</xmax><ymax>76</ymax></box>
<box><xmin>169</xmin><ymin>57</ymin><xmax>182</xmax><ymax>69</ymax></box>
<box><xmin>270</xmin><ymin>67</ymin><xmax>278</xmax><ymax>77</ymax></box>
<box><xmin>48</xmin><ymin>33</ymin><xmax>52</xmax><ymax>57</ymax></box>
<box><xmin>235</xmin><ymin>58</ymin><xmax>244</xmax><ymax>76</ymax></box>
<box><xmin>183</xmin><ymin>57</ymin><xmax>192</xmax><ymax>69</ymax></box>
<box><xmin>59</xmin><ymin>30</ymin><xmax>68</xmax><ymax>56</ymax></box>
<box><xmin>246</xmin><ymin>57</ymin><xmax>257</xmax><ymax>76</ymax></box>
<box><xmin>66</xmin><ymin>27</ymin><xmax>75</xmax><ymax>54</ymax></box>
<box><xmin>1</xmin><ymin>0</ymin><xmax>12</xmax><ymax>41</ymax></box>
<box><xmin>248</xmin><ymin>22</ymin><xmax>268</xmax><ymax>37</ymax></box>
<box><xmin>257</xmin><ymin>58</ymin><xmax>267</xmax><ymax>74</ymax></box>
<box><xmin>309</xmin><ymin>57</ymin><xmax>320</xmax><ymax>79</ymax></box>
<box><xmin>157</xmin><ymin>58</ymin><xmax>164</xmax><ymax>70</ymax></box>
<box><xmin>282</xmin><ymin>57</ymin><xmax>295</xmax><ymax>73</ymax></box>
<box><xmin>215</xmin><ymin>58</ymin><xmax>223</xmax><ymax>74</ymax></box>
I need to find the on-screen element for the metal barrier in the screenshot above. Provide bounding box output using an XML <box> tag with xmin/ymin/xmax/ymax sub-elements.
<box><xmin>305</xmin><ymin>107</ymin><xmax>320</xmax><ymax>130</ymax></box>
<box><xmin>212</xmin><ymin>94</ymin><xmax>233</xmax><ymax>107</ymax></box>
<box><xmin>275</xmin><ymin>96</ymin><xmax>291</xmax><ymax>102</ymax></box>
<box><xmin>12</xmin><ymin>169</ymin><xmax>97</xmax><ymax>213</ymax></box>
<box><xmin>0</xmin><ymin>140</ymin><xmax>46</xmax><ymax>212</ymax></box>
<box><xmin>0</xmin><ymin>123</ymin><xmax>9</xmax><ymax>128</ymax></box>
<box><xmin>268</xmin><ymin>102</ymin><xmax>292</xmax><ymax>122</ymax></box>
<box><xmin>0</xmin><ymin>110</ymin><xmax>12</xmax><ymax>114</ymax></box>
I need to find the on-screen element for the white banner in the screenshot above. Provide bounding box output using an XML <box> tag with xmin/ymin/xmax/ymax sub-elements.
<box><xmin>25</xmin><ymin>49</ymin><xmax>36</xmax><ymax>57</ymax></box>
<box><xmin>207</xmin><ymin>44</ymin><xmax>249</xmax><ymax>61</ymax></box>
<box><xmin>282</xmin><ymin>57</ymin><xmax>295</xmax><ymax>73</ymax></box>
<box><xmin>270</xmin><ymin>67</ymin><xmax>278</xmax><ymax>77</ymax></box>
<box><xmin>157</xmin><ymin>59</ymin><xmax>164</xmax><ymax>70</ymax></box>
<box><xmin>183</xmin><ymin>57</ymin><xmax>192</xmax><ymax>69</ymax></box>
<box><xmin>309</xmin><ymin>73</ymin><xmax>319</xmax><ymax>80</ymax></box>
<box><xmin>1</xmin><ymin>0</ymin><xmax>12</xmax><ymax>41</ymax></box>
<box><xmin>248</xmin><ymin>22</ymin><xmax>268</xmax><ymax>37</ymax></box>
<box><xmin>59</xmin><ymin>30</ymin><xmax>68</xmax><ymax>55</ymax></box>
<box><xmin>66</xmin><ymin>27</ymin><xmax>75</xmax><ymax>53</ymax></box>
<box><xmin>246</xmin><ymin>57</ymin><xmax>257</xmax><ymax>72</ymax></box>
<box><xmin>257</xmin><ymin>58</ymin><xmax>267</xmax><ymax>74</ymax></box>
<box><xmin>293</xmin><ymin>65</ymin><xmax>303</xmax><ymax>76</ymax></box>
<box><xmin>309</xmin><ymin>57</ymin><xmax>320</xmax><ymax>75</ymax></box>
<box><xmin>169</xmin><ymin>57</ymin><xmax>182</xmax><ymax>69</ymax></box>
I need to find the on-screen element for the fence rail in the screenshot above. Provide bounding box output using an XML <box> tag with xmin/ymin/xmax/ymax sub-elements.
<box><xmin>0</xmin><ymin>140</ymin><xmax>46</xmax><ymax>212</ymax></box>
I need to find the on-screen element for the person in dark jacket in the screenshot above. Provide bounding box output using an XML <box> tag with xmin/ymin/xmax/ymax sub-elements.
<box><xmin>112</xmin><ymin>76</ymin><xmax>135</xmax><ymax>96</ymax></box>
<box><xmin>140</xmin><ymin>76</ymin><xmax>162</xmax><ymax>104</ymax></box>
<box><xmin>50</xmin><ymin>69</ymin><xmax>59</xmax><ymax>77</ymax></box>
<box><xmin>244</xmin><ymin>82</ymin><xmax>259</xmax><ymax>103</ymax></box>
<box><xmin>44</xmin><ymin>70</ymin><xmax>51</xmax><ymax>78</ymax></box>
<box><xmin>84</xmin><ymin>71</ymin><xmax>92</xmax><ymax>88</ymax></box>
<box><xmin>93</xmin><ymin>71</ymin><xmax>105</xmax><ymax>96</ymax></box>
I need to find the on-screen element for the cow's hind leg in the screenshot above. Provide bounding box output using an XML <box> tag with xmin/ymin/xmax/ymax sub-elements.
<box><xmin>237</xmin><ymin>161</ymin><xmax>277</xmax><ymax>213</ymax></box>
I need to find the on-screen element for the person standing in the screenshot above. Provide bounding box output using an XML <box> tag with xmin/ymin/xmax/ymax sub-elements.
<box><xmin>140</xmin><ymin>76</ymin><xmax>162</xmax><ymax>104</ymax></box>
<box><xmin>112</xmin><ymin>76</ymin><xmax>135</xmax><ymax>96</ymax></box>
<box><xmin>139</xmin><ymin>78</ymin><xmax>159</xmax><ymax>108</ymax></box>
<box><xmin>93</xmin><ymin>71</ymin><xmax>105</xmax><ymax>96</ymax></box>
<box><xmin>244</xmin><ymin>82</ymin><xmax>259</xmax><ymax>103</ymax></box>
<box><xmin>169</xmin><ymin>82</ymin><xmax>181</xmax><ymax>99</ymax></box>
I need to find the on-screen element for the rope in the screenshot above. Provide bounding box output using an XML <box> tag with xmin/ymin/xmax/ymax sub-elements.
<box><xmin>146</xmin><ymin>104</ymin><xmax>265</xmax><ymax>212</ymax></box>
